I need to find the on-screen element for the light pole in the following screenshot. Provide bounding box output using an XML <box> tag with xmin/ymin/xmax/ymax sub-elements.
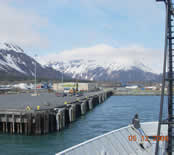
<box><xmin>34</xmin><ymin>54</ymin><xmax>37</xmax><ymax>95</ymax></box>
<box><xmin>62</xmin><ymin>62</ymin><xmax>64</xmax><ymax>84</ymax></box>
<box><xmin>87</xmin><ymin>58</ymin><xmax>88</xmax><ymax>80</ymax></box>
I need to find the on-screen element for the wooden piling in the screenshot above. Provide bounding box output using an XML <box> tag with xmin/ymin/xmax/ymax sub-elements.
<box><xmin>49</xmin><ymin>114</ymin><xmax>55</xmax><ymax>132</ymax></box>
<box><xmin>17</xmin><ymin>123</ymin><xmax>20</xmax><ymax>134</ymax></box>
<box><xmin>62</xmin><ymin>109</ymin><xmax>65</xmax><ymax>129</ymax></box>
<box><xmin>72</xmin><ymin>104</ymin><xmax>76</xmax><ymax>121</ymax></box>
<box><xmin>24</xmin><ymin>122</ymin><xmax>28</xmax><ymax>135</ymax></box>
<box><xmin>75</xmin><ymin>103</ymin><xmax>81</xmax><ymax>117</ymax></box>
<box><xmin>88</xmin><ymin>99</ymin><xmax>93</xmax><ymax>110</ymax></box>
<box><xmin>65</xmin><ymin>108</ymin><xmax>70</xmax><ymax>125</ymax></box>
<box><xmin>0</xmin><ymin>122</ymin><xmax>2</xmax><ymax>132</ymax></box>
<box><xmin>12</xmin><ymin>115</ymin><xmax>15</xmax><ymax>134</ymax></box>
<box><xmin>35</xmin><ymin>113</ymin><xmax>41</xmax><ymax>135</ymax></box>
<box><xmin>20</xmin><ymin>115</ymin><xmax>23</xmax><ymax>134</ymax></box>
<box><xmin>81</xmin><ymin>102</ymin><xmax>87</xmax><ymax>115</ymax></box>
<box><xmin>69</xmin><ymin>106</ymin><xmax>73</xmax><ymax>122</ymax></box>
<box><xmin>43</xmin><ymin>112</ymin><xmax>49</xmax><ymax>134</ymax></box>
<box><xmin>10</xmin><ymin>123</ymin><xmax>13</xmax><ymax>134</ymax></box>
<box><xmin>69</xmin><ymin>104</ymin><xmax>76</xmax><ymax>122</ymax></box>
<box><xmin>56</xmin><ymin>112</ymin><xmax>61</xmax><ymax>131</ymax></box>
<box><xmin>99</xmin><ymin>95</ymin><xmax>101</xmax><ymax>104</ymax></box>
<box><xmin>5</xmin><ymin>115</ymin><xmax>8</xmax><ymax>133</ymax></box>
<box><xmin>27</xmin><ymin>113</ymin><xmax>32</xmax><ymax>135</ymax></box>
<box><xmin>3</xmin><ymin>122</ymin><xmax>5</xmax><ymax>133</ymax></box>
<box><xmin>101</xmin><ymin>94</ymin><xmax>103</xmax><ymax>102</ymax></box>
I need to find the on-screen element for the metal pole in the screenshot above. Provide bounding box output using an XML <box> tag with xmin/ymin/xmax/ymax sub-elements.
<box><xmin>155</xmin><ymin>2</ymin><xmax>168</xmax><ymax>155</ymax></box>
<box><xmin>34</xmin><ymin>55</ymin><xmax>37</xmax><ymax>95</ymax></box>
<box><xmin>57</xmin><ymin>71</ymin><xmax>58</xmax><ymax>92</ymax></box>
<box><xmin>167</xmin><ymin>0</ymin><xmax>173</xmax><ymax>153</ymax></box>
<box><xmin>62</xmin><ymin>71</ymin><xmax>64</xmax><ymax>83</ymax></box>
<box><xmin>62</xmin><ymin>62</ymin><xmax>64</xmax><ymax>84</ymax></box>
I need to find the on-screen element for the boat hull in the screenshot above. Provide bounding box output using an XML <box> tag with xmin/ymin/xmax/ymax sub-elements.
<box><xmin>56</xmin><ymin>122</ymin><xmax>168</xmax><ymax>155</ymax></box>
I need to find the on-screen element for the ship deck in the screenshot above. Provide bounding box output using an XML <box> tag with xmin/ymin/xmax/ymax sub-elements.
<box><xmin>56</xmin><ymin>122</ymin><xmax>168</xmax><ymax>155</ymax></box>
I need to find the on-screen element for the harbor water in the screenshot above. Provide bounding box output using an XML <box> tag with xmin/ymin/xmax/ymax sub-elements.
<box><xmin>0</xmin><ymin>96</ymin><xmax>165</xmax><ymax>155</ymax></box>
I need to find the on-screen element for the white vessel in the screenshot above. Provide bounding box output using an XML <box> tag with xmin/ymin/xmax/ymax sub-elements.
<box><xmin>56</xmin><ymin>122</ymin><xmax>167</xmax><ymax>155</ymax></box>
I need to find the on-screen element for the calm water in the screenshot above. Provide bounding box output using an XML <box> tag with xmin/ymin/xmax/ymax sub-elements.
<box><xmin>0</xmin><ymin>96</ymin><xmax>164</xmax><ymax>155</ymax></box>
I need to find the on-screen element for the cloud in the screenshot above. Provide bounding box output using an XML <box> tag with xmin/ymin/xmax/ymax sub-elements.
<box><xmin>38</xmin><ymin>44</ymin><xmax>163</xmax><ymax>74</ymax></box>
<box><xmin>0</xmin><ymin>1</ymin><xmax>49</xmax><ymax>49</ymax></box>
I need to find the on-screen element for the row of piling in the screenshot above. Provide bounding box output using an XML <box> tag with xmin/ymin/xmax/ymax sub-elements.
<box><xmin>0</xmin><ymin>91</ymin><xmax>113</xmax><ymax>135</ymax></box>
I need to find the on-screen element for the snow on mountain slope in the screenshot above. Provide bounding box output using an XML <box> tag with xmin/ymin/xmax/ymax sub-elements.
<box><xmin>37</xmin><ymin>44</ymin><xmax>162</xmax><ymax>82</ymax></box>
<box><xmin>43</xmin><ymin>58</ymin><xmax>160</xmax><ymax>82</ymax></box>
<box><xmin>0</xmin><ymin>42</ymin><xmax>161</xmax><ymax>82</ymax></box>
<box><xmin>0</xmin><ymin>43</ymin><xmax>24</xmax><ymax>53</ymax></box>
<box><xmin>0</xmin><ymin>43</ymin><xmax>27</xmax><ymax>74</ymax></box>
<box><xmin>0</xmin><ymin>43</ymin><xmax>62</xmax><ymax>79</ymax></box>
<box><xmin>0</xmin><ymin>53</ymin><xmax>26</xmax><ymax>74</ymax></box>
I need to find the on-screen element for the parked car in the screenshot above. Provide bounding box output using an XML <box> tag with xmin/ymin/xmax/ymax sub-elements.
<box><xmin>64</xmin><ymin>87</ymin><xmax>70</xmax><ymax>94</ymax></box>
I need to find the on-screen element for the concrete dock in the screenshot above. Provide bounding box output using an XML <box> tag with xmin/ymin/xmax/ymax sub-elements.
<box><xmin>0</xmin><ymin>90</ymin><xmax>113</xmax><ymax>135</ymax></box>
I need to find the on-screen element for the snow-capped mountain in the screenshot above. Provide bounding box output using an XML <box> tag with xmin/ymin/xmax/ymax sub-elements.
<box><xmin>0</xmin><ymin>42</ymin><xmax>161</xmax><ymax>82</ymax></box>
<box><xmin>44</xmin><ymin>59</ymin><xmax>161</xmax><ymax>82</ymax></box>
<box><xmin>0</xmin><ymin>43</ymin><xmax>24</xmax><ymax>53</ymax></box>
<box><xmin>0</xmin><ymin>43</ymin><xmax>61</xmax><ymax>79</ymax></box>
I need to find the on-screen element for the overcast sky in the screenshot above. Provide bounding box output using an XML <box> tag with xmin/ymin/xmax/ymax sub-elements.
<box><xmin>0</xmin><ymin>0</ymin><xmax>166</xmax><ymax>73</ymax></box>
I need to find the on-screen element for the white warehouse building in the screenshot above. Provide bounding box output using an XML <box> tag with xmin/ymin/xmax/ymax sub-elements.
<box><xmin>52</xmin><ymin>82</ymin><xmax>98</xmax><ymax>92</ymax></box>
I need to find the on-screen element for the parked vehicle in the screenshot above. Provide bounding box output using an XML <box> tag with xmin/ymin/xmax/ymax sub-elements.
<box><xmin>64</xmin><ymin>87</ymin><xmax>70</xmax><ymax>94</ymax></box>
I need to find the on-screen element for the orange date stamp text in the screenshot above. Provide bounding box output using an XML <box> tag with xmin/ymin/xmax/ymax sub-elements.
<box><xmin>128</xmin><ymin>135</ymin><xmax>168</xmax><ymax>142</ymax></box>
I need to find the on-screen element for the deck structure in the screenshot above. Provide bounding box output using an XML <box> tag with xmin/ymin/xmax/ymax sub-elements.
<box><xmin>0</xmin><ymin>90</ymin><xmax>113</xmax><ymax>135</ymax></box>
<box><xmin>56</xmin><ymin>122</ymin><xmax>168</xmax><ymax>155</ymax></box>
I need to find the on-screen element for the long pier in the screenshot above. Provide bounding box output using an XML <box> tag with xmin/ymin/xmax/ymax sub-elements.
<box><xmin>113</xmin><ymin>90</ymin><xmax>163</xmax><ymax>96</ymax></box>
<box><xmin>0</xmin><ymin>90</ymin><xmax>113</xmax><ymax>135</ymax></box>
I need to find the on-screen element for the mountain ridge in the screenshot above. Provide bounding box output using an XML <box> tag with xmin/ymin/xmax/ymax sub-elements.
<box><xmin>0</xmin><ymin>43</ymin><xmax>162</xmax><ymax>82</ymax></box>
<box><xmin>43</xmin><ymin>58</ymin><xmax>161</xmax><ymax>82</ymax></box>
<box><xmin>0</xmin><ymin>43</ymin><xmax>63</xmax><ymax>80</ymax></box>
